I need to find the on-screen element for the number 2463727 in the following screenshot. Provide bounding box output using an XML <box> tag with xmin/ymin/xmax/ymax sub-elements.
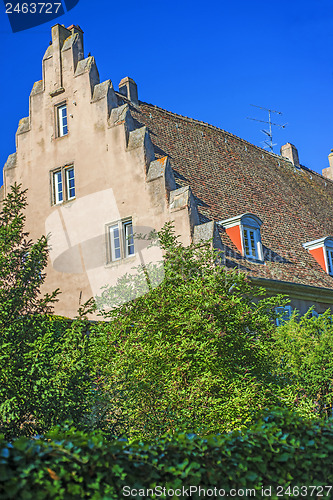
<box><xmin>6</xmin><ymin>3</ymin><xmax>62</xmax><ymax>14</ymax></box>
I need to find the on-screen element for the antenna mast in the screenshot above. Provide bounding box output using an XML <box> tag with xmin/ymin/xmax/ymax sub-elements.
<box><xmin>247</xmin><ymin>104</ymin><xmax>287</xmax><ymax>152</ymax></box>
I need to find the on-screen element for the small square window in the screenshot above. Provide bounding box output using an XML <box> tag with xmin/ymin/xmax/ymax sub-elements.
<box><xmin>108</xmin><ymin>219</ymin><xmax>135</xmax><ymax>262</ymax></box>
<box><xmin>51</xmin><ymin>166</ymin><xmax>75</xmax><ymax>205</ymax></box>
<box><xmin>57</xmin><ymin>104</ymin><xmax>68</xmax><ymax>137</ymax></box>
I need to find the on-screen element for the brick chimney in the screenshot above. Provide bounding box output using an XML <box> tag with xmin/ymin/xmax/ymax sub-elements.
<box><xmin>322</xmin><ymin>150</ymin><xmax>333</xmax><ymax>181</ymax></box>
<box><xmin>118</xmin><ymin>77</ymin><xmax>138</xmax><ymax>104</ymax></box>
<box><xmin>280</xmin><ymin>143</ymin><xmax>300</xmax><ymax>167</ymax></box>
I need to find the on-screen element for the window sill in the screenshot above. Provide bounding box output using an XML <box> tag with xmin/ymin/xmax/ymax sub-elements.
<box><xmin>244</xmin><ymin>256</ymin><xmax>265</xmax><ymax>265</ymax></box>
<box><xmin>53</xmin><ymin>133</ymin><xmax>70</xmax><ymax>141</ymax></box>
<box><xmin>52</xmin><ymin>198</ymin><xmax>76</xmax><ymax>208</ymax></box>
<box><xmin>105</xmin><ymin>254</ymin><xmax>136</xmax><ymax>269</ymax></box>
<box><xmin>50</xmin><ymin>87</ymin><xmax>65</xmax><ymax>98</ymax></box>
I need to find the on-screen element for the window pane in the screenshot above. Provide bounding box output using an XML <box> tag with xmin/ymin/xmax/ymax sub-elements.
<box><xmin>249</xmin><ymin>230</ymin><xmax>256</xmax><ymax>257</ymax></box>
<box><xmin>243</xmin><ymin>229</ymin><xmax>250</xmax><ymax>256</ymax></box>
<box><xmin>66</xmin><ymin>167</ymin><xmax>75</xmax><ymax>199</ymax></box>
<box><xmin>58</xmin><ymin>105</ymin><xmax>68</xmax><ymax>137</ymax></box>
<box><xmin>275</xmin><ymin>306</ymin><xmax>292</xmax><ymax>326</ymax></box>
<box><xmin>327</xmin><ymin>249</ymin><xmax>333</xmax><ymax>275</ymax></box>
<box><xmin>124</xmin><ymin>221</ymin><xmax>135</xmax><ymax>257</ymax></box>
<box><xmin>54</xmin><ymin>171</ymin><xmax>63</xmax><ymax>204</ymax></box>
<box><xmin>110</xmin><ymin>225</ymin><xmax>121</xmax><ymax>261</ymax></box>
<box><xmin>243</xmin><ymin>228</ymin><xmax>258</xmax><ymax>258</ymax></box>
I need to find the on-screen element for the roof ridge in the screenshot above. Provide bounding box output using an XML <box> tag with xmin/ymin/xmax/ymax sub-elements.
<box><xmin>118</xmin><ymin>92</ymin><xmax>330</xmax><ymax>184</ymax></box>
<box><xmin>137</xmin><ymin>99</ymin><xmax>292</xmax><ymax>163</ymax></box>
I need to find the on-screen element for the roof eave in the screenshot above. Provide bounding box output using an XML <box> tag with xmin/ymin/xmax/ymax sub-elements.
<box><xmin>251</xmin><ymin>277</ymin><xmax>333</xmax><ymax>304</ymax></box>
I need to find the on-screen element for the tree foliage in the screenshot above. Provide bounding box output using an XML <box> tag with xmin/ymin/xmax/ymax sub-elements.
<box><xmin>0</xmin><ymin>314</ymin><xmax>98</xmax><ymax>438</ymax></box>
<box><xmin>90</xmin><ymin>224</ymin><xmax>293</xmax><ymax>437</ymax></box>
<box><xmin>1</xmin><ymin>186</ymin><xmax>332</xmax><ymax>441</ymax></box>
<box><xmin>0</xmin><ymin>185</ymin><xmax>96</xmax><ymax>438</ymax></box>
<box><xmin>0</xmin><ymin>183</ymin><xmax>58</xmax><ymax>327</ymax></box>
<box><xmin>272</xmin><ymin>309</ymin><xmax>333</xmax><ymax>418</ymax></box>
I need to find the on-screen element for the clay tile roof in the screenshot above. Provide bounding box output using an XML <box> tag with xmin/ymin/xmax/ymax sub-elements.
<box><xmin>130</xmin><ymin>100</ymin><xmax>333</xmax><ymax>290</ymax></box>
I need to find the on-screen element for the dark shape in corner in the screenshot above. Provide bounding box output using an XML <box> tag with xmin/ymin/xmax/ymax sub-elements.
<box><xmin>63</xmin><ymin>0</ymin><xmax>80</xmax><ymax>10</ymax></box>
<box><xmin>3</xmin><ymin>0</ymin><xmax>80</xmax><ymax>33</ymax></box>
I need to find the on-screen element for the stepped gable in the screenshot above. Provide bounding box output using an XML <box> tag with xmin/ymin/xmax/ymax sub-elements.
<box><xmin>128</xmin><ymin>99</ymin><xmax>333</xmax><ymax>289</ymax></box>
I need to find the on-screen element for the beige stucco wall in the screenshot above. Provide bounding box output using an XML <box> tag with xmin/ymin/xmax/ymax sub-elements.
<box><xmin>1</xmin><ymin>24</ymin><xmax>199</xmax><ymax>318</ymax></box>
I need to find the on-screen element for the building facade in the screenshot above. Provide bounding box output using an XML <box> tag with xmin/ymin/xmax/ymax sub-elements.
<box><xmin>2</xmin><ymin>24</ymin><xmax>333</xmax><ymax>319</ymax></box>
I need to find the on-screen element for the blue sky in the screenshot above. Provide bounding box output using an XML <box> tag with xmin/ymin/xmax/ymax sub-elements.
<box><xmin>0</xmin><ymin>0</ymin><xmax>332</xmax><ymax>185</ymax></box>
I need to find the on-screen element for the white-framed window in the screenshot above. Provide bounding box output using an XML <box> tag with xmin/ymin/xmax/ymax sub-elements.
<box><xmin>123</xmin><ymin>220</ymin><xmax>135</xmax><ymax>257</ymax></box>
<box><xmin>275</xmin><ymin>305</ymin><xmax>293</xmax><ymax>326</ymax></box>
<box><xmin>241</xmin><ymin>215</ymin><xmax>263</xmax><ymax>261</ymax></box>
<box><xmin>53</xmin><ymin>170</ymin><xmax>63</xmax><ymax>204</ymax></box>
<box><xmin>57</xmin><ymin>103</ymin><xmax>68</xmax><ymax>137</ymax></box>
<box><xmin>243</xmin><ymin>227</ymin><xmax>258</xmax><ymax>259</ymax></box>
<box><xmin>108</xmin><ymin>219</ymin><xmax>135</xmax><ymax>262</ymax></box>
<box><xmin>219</xmin><ymin>213</ymin><xmax>264</xmax><ymax>262</ymax></box>
<box><xmin>65</xmin><ymin>167</ymin><xmax>75</xmax><ymax>200</ymax></box>
<box><xmin>109</xmin><ymin>224</ymin><xmax>122</xmax><ymax>261</ymax></box>
<box><xmin>51</xmin><ymin>166</ymin><xmax>75</xmax><ymax>205</ymax></box>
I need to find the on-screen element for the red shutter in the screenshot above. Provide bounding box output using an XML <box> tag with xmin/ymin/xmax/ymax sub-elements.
<box><xmin>309</xmin><ymin>246</ymin><xmax>326</xmax><ymax>272</ymax></box>
<box><xmin>225</xmin><ymin>225</ymin><xmax>242</xmax><ymax>253</ymax></box>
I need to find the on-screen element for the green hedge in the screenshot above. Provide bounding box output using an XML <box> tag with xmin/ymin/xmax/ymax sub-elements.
<box><xmin>0</xmin><ymin>409</ymin><xmax>332</xmax><ymax>499</ymax></box>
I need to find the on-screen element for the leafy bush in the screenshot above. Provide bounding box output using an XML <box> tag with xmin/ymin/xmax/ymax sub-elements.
<box><xmin>0</xmin><ymin>314</ymin><xmax>99</xmax><ymax>438</ymax></box>
<box><xmin>0</xmin><ymin>409</ymin><xmax>332</xmax><ymax>499</ymax></box>
<box><xmin>2</xmin><ymin>186</ymin><xmax>329</xmax><ymax>443</ymax></box>
<box><xmin>273</xmin><ymin>309</ymin><xmax>333</xmax><ymax>418</ymax></box>
<box><xmin>90</xmin><ymin>225</ymin><xmax>293</xmax><ymax>438</ymax></box>
<box><xmin>0</xmin><ymin>186</ymin><xmax>99</xmax><ymax>438</ymax></box>
<box><xmin>0</xmin><ymin>183</ymin><xmax>58</xmax><ymax>328</ymax></box>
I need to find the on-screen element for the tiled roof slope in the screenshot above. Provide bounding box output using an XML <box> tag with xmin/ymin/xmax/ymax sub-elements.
<box><xmin>130</xmin><ymin>100</ymin><xmax>333</xmax><ymax>290</ymax></box>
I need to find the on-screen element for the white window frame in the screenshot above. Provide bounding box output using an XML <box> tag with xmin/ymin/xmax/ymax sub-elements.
<box><xmin>65</xmin><ymin>166</ymin><xmax>75</xmax><ymax>200</ymax></box>
<box><xmin>219</xmin><ymin>213</ymin><xmax>264</xmax><ymax>262</ymax></box>
<box><xmin>107</xmin><ymin>219</ymin><xmax>135</xmax><ymax>263</ymax></box>
<box><xmin>325</xmin><ymin>245</ymin><xmax>333</xmax><ymax>276</ymax></box>
<box><xmin>53</xmin><ymin>170</ymin><xmax>63</xmax><ymax>205</ymax></box>
<box><xmin>275</xmin><ymin>305</ymin><xmax>292</xmax><ymax>326</ymax></box>
<box><xmin>240</xmin><ymin>216</ymin><xmax>263</xmax><ymax>261</ymax></box>
<box><xmin>242</xmin><ymin>226</ymin><xmax>261</xmax><ymax>259</ymax></box>
<box><xmin>123</xmin><ymin>220</ymin><xmax>135</xmax><ymax>258</ymax></box>
<box><xmin>57</xmin><ymin>103</ymin><xmax>68</xmax><ymax>137</ymax></box>
<box><xmin>109</xmin><ymin>224</ymin><xmax>122</xmax><ymax>261</ymax></box>
<box><xmin>51</xmin><ymin>165</ymin><xmax>75</xmax><ymax>205</ymax></box>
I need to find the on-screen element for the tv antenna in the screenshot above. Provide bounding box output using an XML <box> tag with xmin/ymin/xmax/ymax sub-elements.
<box><xmin>247</xmin><ymin>104</ymin><xmax>287</xmax><ymax>152</ymax></box>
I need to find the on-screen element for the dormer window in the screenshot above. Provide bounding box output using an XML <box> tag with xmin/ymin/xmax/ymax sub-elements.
<box><xmin>303</xmin><ymin>237</ymin><xmax>333</xmax><ymax>276</ymax></box>
<box><xmin>219</xmin><ymin>213</ymin><xmax>264</xmax><ymax>261</ymax></box>
<box><xmin>243</xmin><ymin>226</ymin><xmax>258</xmax><ymax>259</ymax></box>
